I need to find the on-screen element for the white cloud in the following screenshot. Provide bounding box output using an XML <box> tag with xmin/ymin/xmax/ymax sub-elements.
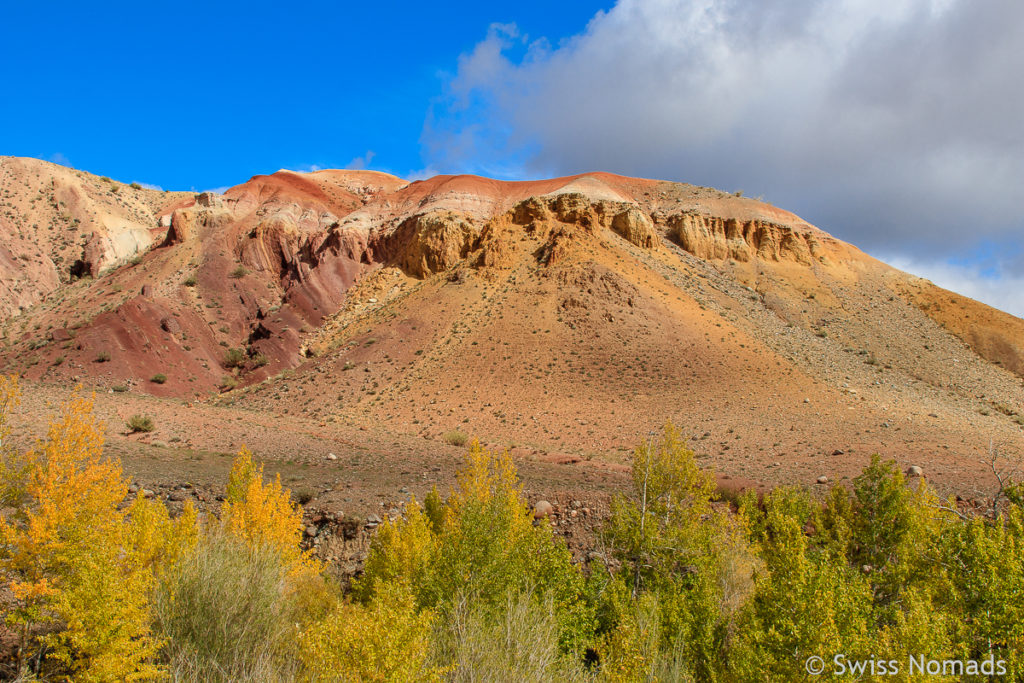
<box><xmin>132</xmin><ymin>181</ymin><xmax>163</xmax><ymax>191</ymax></box>
<box><xmin>46</xmin><ymin>152</ymin><xmax>72</xmax><ymax>167</ymax></box>
<box><xmin>289</xmin><ymin>164</ymin><xmax>324</xmax><ymax>173</ymax></box>
<box><xmin>405</xmin><ymin>166</ymin><xmax>440</xmax><ymax>181</ymax></box>
<box><xmin>885</xmin><ymin>256</ymin><xmax>1024</xmax><ymax>318</ymax></box>
<box><xmin>426</xmin><ymin>0</ymin><xmax>1024</xmax><ymax>263</ymax></box>
<box><xmin>345</xmin><ymin>151</ymin><xmax>376</xmax><ymax>170</ymax></box>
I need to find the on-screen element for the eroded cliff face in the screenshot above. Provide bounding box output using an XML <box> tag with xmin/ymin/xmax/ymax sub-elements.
<box><xmin>3</xmin><ymin>161</ymin><xmax>1023</xmax><ymax>408</ymax></box>
<box><xmin>667</xmin><ymin>213</ymin><xmax>826</xmax><ymax>264</ymax></box>
<box><xmin>378</xmin><ymin>211</ymin><xmax>481</xmax><ymax>278</ymax></box>
<box><xmin>0</xmin><ymin>157</ymin><xmax>190</xmax><ymax>317</ymax></box>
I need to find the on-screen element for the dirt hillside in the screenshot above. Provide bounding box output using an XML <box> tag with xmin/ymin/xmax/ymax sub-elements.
<box><xmin>1</xmin><ymin>157</ymin><xmax>1021</xmax><ymax>505</ymax></box>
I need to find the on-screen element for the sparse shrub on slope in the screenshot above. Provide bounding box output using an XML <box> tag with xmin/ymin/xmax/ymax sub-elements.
<box><xmin>127</xmin><ymin>413</ymin><xmax>155</xmax><ymax>432</ymax></box>
<box><xmin>444</xmin><ymin>430</ymin><xmax>468</xmax><ymax>447</ymax></box>
<box><xmin>223</xmin><ymin>347</ymin><xmax>247</xmax><ymax>369</ymax></box>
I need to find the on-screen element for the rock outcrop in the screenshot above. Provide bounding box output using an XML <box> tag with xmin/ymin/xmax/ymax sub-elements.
<box><xmin>383</xmin><ymin>211</ymin><xmax>480</xmax><ymax>278</ymax></box>
<box><xmin>668</xmin><ymin>213</ymin><xmax>823</xmax><ymax>263</ymax></box>
<box><xmin>611</xmin><ymin>208</ymin><xmax>656</xmax><ymax>248</ymax></box>
<box><xmin>165</xmin><ymin>205</ymin><xmax>233</xmax><ymax>245</ymax></box>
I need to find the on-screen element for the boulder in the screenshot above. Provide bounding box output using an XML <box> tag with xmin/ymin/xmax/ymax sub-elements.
<box><xmin>160</xmin><ymin>317</ymin><xmax>182</xmax><ymax>334</ymax></box>
<box><xmin>533</xmin><ymin>500</ymin><xmax>554</xmax><ymax>519</ymax></box>
<box><xmin>167</xmin><ymin>208</ymin><xmax>196</xmax><ymax>244</ymax></box>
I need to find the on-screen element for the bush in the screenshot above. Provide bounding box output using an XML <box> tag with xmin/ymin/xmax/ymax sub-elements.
<box><xmin>229</xmin><ymin>265</ymin><xmax>250</xmax><ymax>279</ymax></box>
<box><xmin>126</xmin><ymin>414</ymin><xmax>155</xmax><ymax>433</ymax></box>
<box><xmin>183</xmin><ymin>274</ymin><xmax>198</xmax><ymax>287</ymax></box>
<box><xmin>299</xmin><ymin>581</ymin><xmax>440</xmax><ymax>682</ymax></box>
<box><xmin>444</xmin><ymin>430</ymin><xmax>469</xmax><ymax>447</ymax></box>
<box><xmin>95</xmin><ymin>350</ymin><xmax>111</xmax><ymax>363</ymax></box>
<box><xmin>431</xmin><ymin>589</ymin><xmax>591</xmax><ymax>682</ymax></box>
<box><xmin>154</xmin><ymin>533</ymin><xmax>301</xmax><ymax>683</ymax></box>
<box><xmin>357</xmin><ymin>441</ymin><xmax>593</xmax><ymax>655</ymax></box>
<box><xmin>224</xmin><ymin>347</ymin><xmax>247</xmax><ymax>369</ymax></box>
<box><xmin>151</xmin><ymin>373</ymin><xmax>167</xmax><ymax>384</ymax></box>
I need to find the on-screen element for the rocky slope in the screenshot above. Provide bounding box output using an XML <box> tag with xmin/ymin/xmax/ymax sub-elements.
<box><xmin>0</xmin><ymin>157</ymin><xmax>1021</xmax><ymax>495</ymax></box>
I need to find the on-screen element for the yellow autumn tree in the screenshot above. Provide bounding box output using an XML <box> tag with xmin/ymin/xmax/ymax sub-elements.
<box><xmin>126</xmin><ymin>493</ymin><xmax>199</xmax><ymax>577</ymax></box>
<box><xmin>298</xmin><ymin>580</ymin><xmax>442</xmax><ymax>683</ymax></box>
<box><xmin>356</xmin><ymin>496</ymin><xmax>438</xmax><ymax>603</ymax></box>
<box><xmin>220</xmin><ymin>446</ymin><xmax>318</xmax><ymax>579</ymax></box>
<box><xmin>0</xmin><ymin>389</ymin><xmax>166</xmax><ymax>681</ymax></box>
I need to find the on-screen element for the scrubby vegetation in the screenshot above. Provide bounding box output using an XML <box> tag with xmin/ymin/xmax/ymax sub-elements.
<box><xmin>1</xmin><ymin>375</ymin><xmax>1022</xmax><ymax>681</ymax></box>
<box><xmin>126</xmin><ymin>414</ymin><xmax>155</xmax><ymax>433</ymax></box>
<box><xmin>223</xmin><ymin>347</ymin><xmax>247</xmax><ymax>369</ymax></box>
<box><xmin>443</xmin><ymin>429</ymin><xmax>469</xmax><ymax>447</ymax></box>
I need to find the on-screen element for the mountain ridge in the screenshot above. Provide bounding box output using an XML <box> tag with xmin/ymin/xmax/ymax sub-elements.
<box><xmin>0</xmin><ymin>156</ymin><xmax>1021</xmax><ymax>494</ymax></box>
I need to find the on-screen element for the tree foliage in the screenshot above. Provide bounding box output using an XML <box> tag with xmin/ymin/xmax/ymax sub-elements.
<box><xmin>0</xmin><ymin>389</ymin><xmax>171</xmax><ymax>681</ymax></box>
<box><xmin>2</xmin><ymin>391</ymin><xmax>1023</xmax><ymax>681</ymax></box>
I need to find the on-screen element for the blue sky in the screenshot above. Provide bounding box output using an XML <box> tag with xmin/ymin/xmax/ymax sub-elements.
<box><xmin>2</xmin><ymin>1</ymin><xmax>1022</xmax><ymax>316</ymax></box>
<box><xmin>0</xmin><ymin>1</ymin><xmax>610</xmax><ymax>190</ymax></box>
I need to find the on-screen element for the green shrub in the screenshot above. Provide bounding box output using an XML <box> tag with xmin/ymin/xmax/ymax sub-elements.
<box><xmin>153</xmin><ymin>533</ymin><xmax>302</xmax><ymax>682</ymax></box>
<box><xmin>229</xmin><ymin>265</ymin><xmax>250</xmax><ymax>279</ymax></box>
<box><xmin>430</xmin><ymin>589</ymin><xmax>591</xmax><ymax>682</ymax></box>
<box><xmin>223</xmin><ymin>347</ymin><xmax>246</xmax><ymax>369</ymax></box>
<box><xmin>444</xmin><ymin>430</ymin><xmax>468</xmax><ymax>447</ymax></box>
<box><xmin>183</xmin><ymin>275</ymin><xmax>198</xmax><ymax>287</ymax></box>
<box><xmin>151</xmin><ymin>373</ymin><xmax>167</xmax><ymax>384</ymax></box>
<box><xmin>126</xmin><ymin>414</ymin><xmax>154</xmax><ymax>433</ymax></box>
<box><xmin>95</xmin><ymin>350</ymin><xmax>111</xmax><ymax>363</ymax></box>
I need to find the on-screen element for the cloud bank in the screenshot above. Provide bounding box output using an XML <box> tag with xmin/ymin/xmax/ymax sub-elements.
<box><xmin>425</xmin><ymin>0</ymin><xmax>1023</xmax><ymax>315</ymax></box>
